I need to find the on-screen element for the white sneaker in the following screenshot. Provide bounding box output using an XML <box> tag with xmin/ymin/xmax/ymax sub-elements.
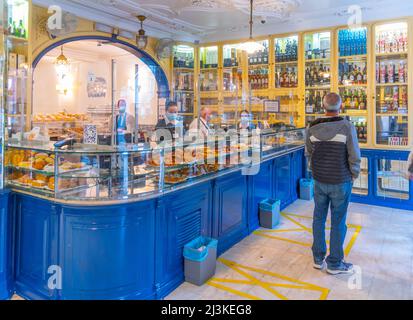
<box><xmin>313</xmin><ymin>259</ymin><xmax>326</xmax><ymax>270</ymax></box>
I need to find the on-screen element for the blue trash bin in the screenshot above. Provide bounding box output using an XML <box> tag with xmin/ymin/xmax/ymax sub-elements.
<box><xmin>259</xmin><ymin>198</ymin><xmax>281</xmax><ymax>229</ymax></box>
<box><xmin>300</xmin><ymin>178</ymin><xmax>314</xmax><ymax>200</ymax></box>
<box><xmin>183</xmin><ymin>237</ymin><xmax>218</xmax><ymax>286</ymax></box>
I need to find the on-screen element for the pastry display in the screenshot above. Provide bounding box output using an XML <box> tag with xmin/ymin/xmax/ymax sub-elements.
<box><xmin>33</xmin><ymin>112</ymin><xmax>89</xmax><ymax>122</ymax></box>
<box><xmin>6</xmin><ymin>148</ymin><xmax>90</xmax><ymax>193</ymax></box>
<box><xmin>148</xmin><ymin>149</ymin><xmax>187</xmax><ymax>167</ymax></box>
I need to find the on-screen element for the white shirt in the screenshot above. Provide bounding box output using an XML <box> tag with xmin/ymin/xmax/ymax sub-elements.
<box><xmin>189</xmin><ymin>117</ymin><xmax>210</xmax><ymax>138</ymax></box>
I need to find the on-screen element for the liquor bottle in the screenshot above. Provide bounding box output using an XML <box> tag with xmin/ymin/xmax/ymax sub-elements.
<box><xmin>7</xmin><ymin>17</ymin><xmax>13</xmax><ymax>35</ymax></box>
<box><xmin>275</xmin><ymin>42</ymin><xmax>281</xmax><ymax>62</ymax></box>
<box><xmin>356</xmin><ymin>67</ymin><xmax>363</xmax><ymax>84</ymax></box>
<box><xmin>12</xmin><ymin>20</ymin><xmax>18</xmax><ymax>37</ymax></box>
<box><xmin>263</xmin><ymin>47</ymin><xmax>269</xmax><ymax>64</ymax></box>
<box><xmin>275</xmin><ymin>67</ymin><xmax>281</xmax><ymax>88</ymax></box>
<box><xmin>380</xmin><ymin>61</ymin><xmax>386</xmax><ymax>84</ymax></box>
<box><xmin>399</xmin><ymin>61</ymin><xmax>405</xmax><ymax>83</ymax></box>
<box><xmin>307</xmin><ymin>43</ymin><xmax>312</xmax><ymax>60</ymax></box>
<box><xmin>362</xmin><ymin>64</ymin><xmax>368</xmax><ymax>83</ymax></box>
<box><xmin>393</xmin><ymin>86</ymin><xmax>399</xmax><ymax>111</ymax></box>
<box><xmin>20</xmin><ymin>19</ymin><xmax>27</xmax><ymax>38</ymax></box>
<box><xmin>290</xmin><ymin>68</ymin><xmax>297</xmax><ymax>87</ymax></box>
<box><xmin>306</xmin><ymin>91</ymin><xmax>314</xmax><ymax>113</ymax></box>
<box><xmin>359</xmin><ymin>91</ymin><xmax>366</xmax><ymax>110</ymax></box>
<box><xmin>388</xmin><ymin>61</ymin><xmax>394</xmax><ymax>83</ymax></box>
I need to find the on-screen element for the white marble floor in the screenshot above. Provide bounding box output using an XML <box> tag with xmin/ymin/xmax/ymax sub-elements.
<box><xmin>167</xmin><ymin>200</ymin><xmax>413</xmax><ymax>300</ymax></box>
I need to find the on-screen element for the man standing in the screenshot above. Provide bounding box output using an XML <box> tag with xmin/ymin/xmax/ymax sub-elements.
<box><xmin>189</xmin><ymin>107</ymin><xmax>212</xmax><ymax>138</ymax></box>
<box><xmin>305</xmin><ymin>93</ymin><xmax>361</xmax><ymax>275</ymax></box>
<box><xmin>115</xmin><ymin>99</ymin><xmax>135</xmax><ymax>144</ymax></box>
<box><xmin>155</xmin><ymin>101</ymin><xmax>184</xmax><ymax>141</ymax></box>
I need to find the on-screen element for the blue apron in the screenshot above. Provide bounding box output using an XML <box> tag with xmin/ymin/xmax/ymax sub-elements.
<box><xmin>116</xmin><ymin>114</ymin><xmax>127</xmax><ymax>145</ymax></box>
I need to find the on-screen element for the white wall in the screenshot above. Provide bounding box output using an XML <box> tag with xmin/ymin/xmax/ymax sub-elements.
<box><xmin>113</xmin><ymin>54</ymin><xmax>158</xmax><ymax>126</ymax></box>
<box><xmin>33</xmin><ymin>47</ymin><xmax>159</xmax><ymax>126</ymax></box>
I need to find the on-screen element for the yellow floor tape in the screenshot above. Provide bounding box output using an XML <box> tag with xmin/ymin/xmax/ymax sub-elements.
<box><xmin>205</xmin><ymin>212</ymin><xmax>361</xmax><ymax>300</ymax></box>
<box><xmin>207</xmin><ymin>258</ymin><xmax>330</xmax><ymax>300</ymax></box>
<box><xmin>253</xmin><ymin>212</ymin><xmax>362</xmax><ymax>257</ymax></box>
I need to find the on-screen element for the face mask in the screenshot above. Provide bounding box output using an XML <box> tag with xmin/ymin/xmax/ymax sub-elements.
<box><xmin>119</xmin><ymin>107</ymin><xmax>126</xmax><ymax>114</ymax></box>
<box><xmin>166</xmin><ymin>112</ymin><xmax>178</xmax><ymax>121</ymax></box>
<box><xmin>241</xmin><ymin>116</ymin><xmax>249</xmax><ymax>123</ymax></box>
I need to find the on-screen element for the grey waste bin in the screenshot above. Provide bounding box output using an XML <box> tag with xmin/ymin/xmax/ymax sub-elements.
<box><xmin>183</xmin><ymin>237</ymin><xmax>218</xmax><ymax>286</ymax></box>
<box><xmin>259</xmin><ymin>198</ymin><xmax>281</xmax><ymax>229</ymax></box>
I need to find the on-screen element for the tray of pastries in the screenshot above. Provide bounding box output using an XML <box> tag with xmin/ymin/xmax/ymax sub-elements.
<box><xmin>5</xmin><ymin>149</ymin><xmax>90</xmax><ymax>174</ymax></box>
<box><xmin>33</xmin><ymin>112</ymin><xmax>89</xmax><ymax>122</ymax></box>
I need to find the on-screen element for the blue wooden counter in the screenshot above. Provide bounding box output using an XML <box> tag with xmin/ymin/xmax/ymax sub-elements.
<box><xmin>4</xmin><ymin>147</ymin><xmax>305</xmax><ymax>300</ymax></box>
<box><xmin>0</xmin><ymin>190</ymin><xmax>12</xmax><ymax>300</ymax></box>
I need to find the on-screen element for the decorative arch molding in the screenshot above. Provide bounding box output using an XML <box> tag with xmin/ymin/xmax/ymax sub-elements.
<box><xmin>32</xmin><ymin>33</ymin><xmax>170</xmax><ymax>98</ymax></box>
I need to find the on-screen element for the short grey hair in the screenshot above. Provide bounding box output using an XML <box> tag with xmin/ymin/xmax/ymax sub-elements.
<box><xmin>323</xmin><ymin>93</ymin><xmax>342</xmax><ymax>112</ymax></box>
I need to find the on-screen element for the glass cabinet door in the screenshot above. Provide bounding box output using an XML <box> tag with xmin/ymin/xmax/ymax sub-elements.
<box><xmin>248</xmin><ymin>40</ymin><xmax>269</xmax><ymax>91</ymax></box>
<box><xmin>337</xmin><ymin>27</ymin><xmax>369</xmax><ymax>146</ymax></box>
<box><xmin>274</xmin><ymin>35</ymin><xmax>298</xmax><ymax>89</ymax></box>
<box><xmin>376</xmin><ymin>158</ymin><xmax>410</xmax><ymax>200</ymax></box>
<box><xmin>199</xmin><ymin>46</ymin><xmax>218</xmax><ymax>92</ymax></box>
<box><xmin>304</xmin><ymin>31</ymin><xmax>331</xmax><ymax>125</ymax></box>
<box><xmin>353</xmin><ymin>157</ymin><xmax>369</xmax><ymax>195</ymax></box>
<box><xmin>173</xmin><ymin>45</ymin><xmax>195</xmax><ymax>115</ymax></box>
<box><xmin>223</xmin><ymin>44</ymin><xmax>243</xmax><ymax>92</ymax></box>
<box><xmin>5</xmin><ymin>0</ymin><xmax>29</xmax><ymax>140</ymax></box>
<box><xmin>374</xmin><ymin>22</ymin><xmax>409</xmax><ymax>146</ymax></box>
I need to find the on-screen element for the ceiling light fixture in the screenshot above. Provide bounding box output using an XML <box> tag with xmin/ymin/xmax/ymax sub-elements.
<box><xmin>55</xmin><ymin>46</ymin><xmax>69</xmax><ymax>75</ymax></box>
<box><xmin>136</xmin><ymin>15</ymin><xmax>148</xmax><ymax>50</ymax></box>
<box><xmin>55</xmin><ymin>46</ymin><xmax>68</xmax><ymax>67</ymax></box>
<box><xmin>238</xmin><ymin>0</ymin><xmax>264</xmax><ymax>54</ymax></box>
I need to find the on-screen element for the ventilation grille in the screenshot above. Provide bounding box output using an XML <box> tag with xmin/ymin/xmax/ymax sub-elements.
<box><xmin>176</xmin><ymin>210</ymin><xmax>202</xmax><ymax>255</ymax></box>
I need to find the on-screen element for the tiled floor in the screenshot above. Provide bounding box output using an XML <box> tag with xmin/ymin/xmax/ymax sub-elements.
<box><xmin>167</xmin><ymin>200</ymin><xmax>413</xmax><ymax>300</ymax></box>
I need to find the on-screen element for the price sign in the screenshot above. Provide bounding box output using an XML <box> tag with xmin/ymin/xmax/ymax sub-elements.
<box><xmin>264</xmin><ymin>100</ymin><xmax>280</xmax><ymax>113</ymax></box>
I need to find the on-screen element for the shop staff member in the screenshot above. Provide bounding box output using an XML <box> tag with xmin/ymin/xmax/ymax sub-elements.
<box><xmin>306</xmin><ymin>92</ymin><xmax>361</xmax><ymax>275</ymax></box>
<box><xmin>189</xmin><ymin>107</ymin><xmax>212</xmax><ymax>138</ymax></box>
<box><xmin>116</xmin><ymin>99</ymin><xmax>135</xmax><ymax>144</ymax></box>
<box><xmin>155</xmin><ymin>101</ymin><xmax>184</xmax><ymax>140</ymax></box>
<box><xmin>239</xmin><ymin>110</ymin><xmax>256</xmax><ymax>131</ymax></box>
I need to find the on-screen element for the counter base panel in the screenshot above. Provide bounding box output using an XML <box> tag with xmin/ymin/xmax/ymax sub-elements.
<box><xmin>350</xmin><ymin>149</ymin><xmax>413</xmax><ymax>211</ymax></box>
<box><xmin>7</xmin><ymin>148</ymin><xmax>305</xmax><ymax>300</ymax></box>
<box><xmin>0</xmin><ymin>190</ymin><xmax>12</xmax><ymax>300</ymax></box>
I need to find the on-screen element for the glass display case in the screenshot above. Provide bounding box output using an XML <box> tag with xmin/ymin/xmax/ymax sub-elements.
<box><xmin>172</xmin><ymin>45</ymin><xmax>195</xmax><ymax>115</ymax></box>
<box><xmin>4</xmin><ymin>142</ymin><xmax>161</xmax><ymax>201</ymax></box>
<box><xmin>261</xmin><ymin>128</ymin><xmax>305</xmax><ymax>160</ymax></box>
<box><xmin>274</xmin><ymin>35</ymin><xmax>299</xmax><ymax>89</ymax></box>
<box><xmin>304</xmin><ymin>31</ymin><xmax>331</xmax><ymax>125</ymax></box>
<box><xmin>248</xmin><ymin>40</ymin><xmax>269</xmax><ymax>91</ymax></box>
<box><xmin>374</xmin><ymin>22</ymin><xmax>409</xmax><ymax>146</ymax></box>
<box><xmin>3</xmin><ymin>128</ymin><xmax>305</xmax><ymax>201</ymax></box>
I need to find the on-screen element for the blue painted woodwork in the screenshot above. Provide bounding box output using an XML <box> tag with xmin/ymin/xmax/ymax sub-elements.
<box><xmin>0</xmin><ymin>190</ymin><xmax>12</xmax><ymax>300</ymax></box>
<box><xmin>213</xmin><ymin>172</ymin><xmax>249</xmax><ymax>255</ymax></box>
<box><xmin>274</xmin><ymin>154</ymin><xmax>293</xmax><ymax>209</ymax></box>
<box><xmin>6</xmin><ymin>148</ymin><xmax>305</xmax><ymax>300</ymax></box>
<box><xmin>155</xmin><ymin>182</ymin><xmax>212</xmax><ymax>299</ymax></box>
<box><xmin>351</xmin><ymin>149</ymin><xmax>413</xmax><ymax>210</ymax></box>
<box><xmin>248</xmin><ymin>159</ymin><xmax>274</xmax><ymax>233</ymax></box>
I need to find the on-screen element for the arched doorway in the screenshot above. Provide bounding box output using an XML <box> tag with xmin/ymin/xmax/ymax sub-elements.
<box><xmin>32</xmin><ymin>36</ymin><xmax>170</xmax><ymax>145</ymax></box>
<box><xmin>32</xmin><ymin>35</ymin><xmax>169</xmax><ymax>97</ymax></box>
